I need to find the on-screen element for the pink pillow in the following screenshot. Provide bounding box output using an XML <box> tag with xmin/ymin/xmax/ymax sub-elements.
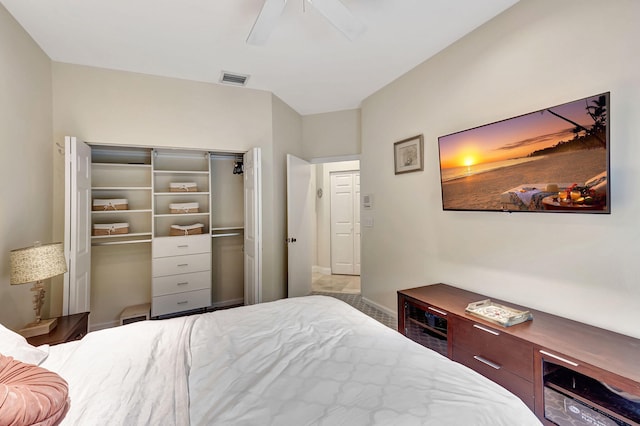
<box><xmin>0</xmin><ymin>354</ymin><xmax>69</xmax><ymax>426</ymax></box>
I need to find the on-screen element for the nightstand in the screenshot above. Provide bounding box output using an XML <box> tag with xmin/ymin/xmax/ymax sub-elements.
<box><xmin>26</xmin><ymin>312</ymin><xmax>89</xmax><ymax>346</ymax></box>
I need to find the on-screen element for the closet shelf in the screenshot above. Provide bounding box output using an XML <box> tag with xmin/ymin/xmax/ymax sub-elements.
<box><xmin>91</xmin><ymin>232</ymin><xmax>152</xmax><ymax>240</ymax></box>
<box><xmin>92</xmin><ymin>209</ymin><xmax>152</xmax><ymax>214</ymax></box>
<box><xmin>153</xmin><ymin>170</ymin><xmax>209</xmax><ymax>175</ymax></box>
<box><xmin>92</xmin><ymin>186</ymin><xmax>152</xmax><ymax>191</ymax></box>
<box><xmin>92</xmin><ymin>238</ymin><xmax>152</xmax><ymax>246</ymax></box>
<box><xmin>154</xmin><ymin>213</ymin><xmax>210</xmax><ymax>218</ymax></box>
<box><xmin>93</xmin><ymin>163</ymin><xmax>151</xmax><ymax>169</ymax></box>
<box><xmin>154</xmin><ymin>192</ymin><xmax>210</xmax><ymax>196</ymax></box>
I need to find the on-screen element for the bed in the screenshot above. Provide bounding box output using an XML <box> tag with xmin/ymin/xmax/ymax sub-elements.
<box><xmin>2</xmin><ymin>295</ymin><xmax>541</xmax><ymax>425</ymax></box>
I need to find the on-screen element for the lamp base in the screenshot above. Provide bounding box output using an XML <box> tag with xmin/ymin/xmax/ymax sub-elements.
<box><xmin>19</xmin><ymin>318</ymin><xmax>57</xmax><ymax>338</ymax></box>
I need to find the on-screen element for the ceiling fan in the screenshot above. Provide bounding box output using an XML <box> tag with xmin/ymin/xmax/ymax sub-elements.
<box><xmin>247</xmin><ymin>0</ymin><xmax>366</xmax><ymax>45</ymax></box>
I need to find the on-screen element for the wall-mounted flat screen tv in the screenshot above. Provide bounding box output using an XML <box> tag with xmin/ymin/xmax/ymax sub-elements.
<box><xmin>438</xmin><ymin>92</ymin><xmax>609</xmax><ymax>213</ymax></box>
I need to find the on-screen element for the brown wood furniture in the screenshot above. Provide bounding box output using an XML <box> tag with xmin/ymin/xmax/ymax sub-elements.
<box><xmin>398</xmin><ymin>284</ymin><xmax>640</xmax><ymax>425</ymax></box>
<box><xmin>26</xmin><ymin>312</ymin><xmax>89</xmax><ymax>346</ymax></box>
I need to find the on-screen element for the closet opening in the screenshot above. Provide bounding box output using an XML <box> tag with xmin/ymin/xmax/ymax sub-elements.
<box><xmin>64</xmin><ymin>137</ymin><xmax>261</xmax><ymax>331</ymax></box>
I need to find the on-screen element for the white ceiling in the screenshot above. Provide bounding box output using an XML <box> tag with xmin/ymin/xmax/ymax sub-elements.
<box><xmin>2</xmin><ymin>0</ymin><xmax>518</xmax><ymax>115</ymax></box>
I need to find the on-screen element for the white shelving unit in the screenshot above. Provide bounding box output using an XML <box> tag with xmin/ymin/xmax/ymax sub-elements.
<box><xmin>151</xmin><ymin>149</ymin><xmax>212</xmax><ymax>317</ymax></box>
<box><xmin>90</xmin><ymin>150</ymin><xmax>153</xmax><ymax>246</ymax></box>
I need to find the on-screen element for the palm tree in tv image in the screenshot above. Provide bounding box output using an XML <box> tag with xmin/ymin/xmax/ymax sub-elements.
<box><xmin>540</xmin><ymin>94</ymin><xmax>607</xmax><ymax>152</ymax></box>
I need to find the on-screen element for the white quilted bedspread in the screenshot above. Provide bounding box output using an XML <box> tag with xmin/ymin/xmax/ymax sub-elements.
<box><xmin>40</xmin><ymin>295</ymin><xmax>541</xmax><ymax>425</ymax></box>
<box><xmin>188</xmin><ymin>296</ymin><xmax>541</xmax><ymax>425</ymax></box>
<box><xmin>42</xmin><ymin>315</ymin><xmax>193</xmax><ymax>425</ymax></box>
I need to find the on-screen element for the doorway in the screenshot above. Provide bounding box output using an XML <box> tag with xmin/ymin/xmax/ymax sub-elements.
<box><xmin>311</xmin><ymin>160</ymin><xmax>360</xmax><ymax>294</ymax></box>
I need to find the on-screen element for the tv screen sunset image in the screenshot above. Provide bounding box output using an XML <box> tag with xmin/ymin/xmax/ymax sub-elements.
<box><xmin>438</xmin><ymin>93</ymin><xmax>609</xmax><ymax>213</ymax></box>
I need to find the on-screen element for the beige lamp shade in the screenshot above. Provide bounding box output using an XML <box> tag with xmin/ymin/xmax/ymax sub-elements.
<box><xmin>10</xmin><ymin>242</ymin><xmax>68</xmax><ymax>285</ymax></box>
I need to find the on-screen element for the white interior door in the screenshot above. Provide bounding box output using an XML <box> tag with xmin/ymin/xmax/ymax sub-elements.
<box><xmin>63</xmin><ymin>136</ymin><xmax>92</xmax><ymax>315</ymax></box>
<box><xmin>287</xmin><ymin>154</ymin><xmax>313</xmax><ymax>297</ymax></box>
<box><xmin>244</xmin><ymin>147</ymin><xmax>262</xmax><ymax>305</ymax></box>
<box><xmin>330</xmin><ymin>173</ymin><xmax>354</xmax><ymax>274</ymax></box>
<box><xmin>354</xmin><ymin>171</ymin><xmax>361</xmax><ymax>275</ymax></box>
<box><xmin>330</xmin><ymin>171</ymin><xmax>360</xmax><ymax>275</ymax></box>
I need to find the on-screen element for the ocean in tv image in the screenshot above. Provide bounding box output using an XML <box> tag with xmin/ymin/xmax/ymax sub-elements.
<box><xmin>438</xmin><ymin>92</ymin><xmax>609</xmax><ymax>213</ymax></box>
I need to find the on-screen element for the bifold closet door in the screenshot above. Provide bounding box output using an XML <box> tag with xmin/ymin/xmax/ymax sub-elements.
<box><xmin>244</xmin><ymin>147</ymin><xmax>262</xmax><ymax>305</ymax></box>
<box><xmin>64</xmin><ymin>136</ymin><xmax>92</xmax><ymax>315</ymax></box>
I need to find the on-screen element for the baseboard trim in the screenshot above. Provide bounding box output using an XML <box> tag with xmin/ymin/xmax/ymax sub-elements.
<box><xmin>312</xmin><ymin>265</ymin><xmax>332</xmax><ymax>275</ymax></box>
<box><xmin>209</xmin><ymin>298</ymin><xmax>244</xmax><ymax>309</ymax></box>
<box><xmin>89</xmin><ymin>320</ymin><xmax>119</xmax><ymax>332</ymax></box>
<box><xmin>361</xmin><ymin>296</ymin><xmax>397</xmax><ymax>323</ymax></box>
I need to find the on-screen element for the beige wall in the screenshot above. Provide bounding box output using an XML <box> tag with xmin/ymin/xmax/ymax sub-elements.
<box><xmin>360</xmin><ymin>0</ymin><xmax>640</xmax><ymax>338</ymax></box>
<box><xmin>50</xmin><ymin>63</ymin><xmax>287</xmax><ymax>324</ymax></box>
<box><xmin>0</xmin><ymin>4</ymin><xmax>53</xmax><ymax>330</ymax></box>
<box><xmin>302</xmin><ymin>109</ymin><xmax>360</xmax><ymax>159</ymax></box>
<box><xmin>270</xmin><ymin>95</ymin><xmax>304</xmax><ymax>300</ymax></box>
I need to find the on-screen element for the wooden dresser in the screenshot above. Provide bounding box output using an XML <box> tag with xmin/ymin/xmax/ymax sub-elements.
<box><xmin>398</xmin><ymin>284</ymin><xmax>640</xmax><ymax>425</ymax></box>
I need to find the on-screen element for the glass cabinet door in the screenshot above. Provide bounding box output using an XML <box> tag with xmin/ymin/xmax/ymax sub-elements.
<box><xmin>403</xmin><ymin>300</ymin><xmax>448</xmax><ymax>357</ymax></box>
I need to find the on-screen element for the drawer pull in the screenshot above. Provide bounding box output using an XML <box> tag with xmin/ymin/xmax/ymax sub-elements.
<box><xmin>177</xmin><ymin>282</ymin><xmax>189</xmax><ymax>286</ymax></box>
<box><xmin>473</xmin><ymin>355</ymin><xmax>501</xmax><ymax>370</ymax></box>
<box><xmin>473</xmin><ymin>324</ymin><xmax>500</xmax><ymax>336</ymax></box>
<box><xmin>539</xmin><ymin>350</ymin><xmax>579</xmax><ymax>367</ymax></box>
<box><xmin>428</xmin><ymin>306</ymin><xmax>447</xmax><ymax>316</ymax></box>
<box><xmin>177</xmin><ymin>301</ymin><xmax>188</xmax><ymax>305</ymax></box>
<box><xmin>177</xmin><ymin>263</ymin><xmax>189</xmax><ymax>267</ymax></box>
<box><xmin>177</xmin><ymin>245</ymin><xmax>189</xmax><ymax>248</ymax></box>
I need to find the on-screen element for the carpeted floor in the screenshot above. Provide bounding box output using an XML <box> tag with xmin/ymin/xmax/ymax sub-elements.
<box><xmin>312</xmin><ymin>291</ymin><xmax>397</xmax><ymax>330</ymax></box>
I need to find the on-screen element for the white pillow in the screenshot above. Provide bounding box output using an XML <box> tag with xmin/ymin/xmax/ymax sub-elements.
<box><xmin>0</xmin><ymin>323</ymin><xmax>49</xmax><ymax>365</ymax></box>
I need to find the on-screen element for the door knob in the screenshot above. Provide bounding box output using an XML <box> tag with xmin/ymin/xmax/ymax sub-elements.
<box><xmin>286</xmin><ymin>238</ymin><xmax>297</xmax><ymax>243</ymax></box>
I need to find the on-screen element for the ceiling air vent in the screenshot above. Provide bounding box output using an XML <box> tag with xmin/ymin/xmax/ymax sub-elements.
<box><xmin>220</xmin><ymin>71</ymin><xmax>250</xmax><ymax>87</ymax></box>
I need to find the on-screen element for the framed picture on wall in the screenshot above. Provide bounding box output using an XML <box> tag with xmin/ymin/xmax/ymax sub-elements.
<box><xmin>394</xmin><ymin>134</ymin><xmax>424</xmax><ymax>174</ymax></box>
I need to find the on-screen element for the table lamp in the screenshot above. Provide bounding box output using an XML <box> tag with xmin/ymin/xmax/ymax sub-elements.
<box><xmin>10</xmin><ymin>242</ymin><xmax>68</xmax><ymax>338</ymax></box>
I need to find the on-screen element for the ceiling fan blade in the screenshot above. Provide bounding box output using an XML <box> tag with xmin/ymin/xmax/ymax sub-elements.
<box><xmin>247</xmin><ymin>0</ymin><xmax>289</xmax><ymax>45</ymax></box>
<box><xmin>309</xmin><ymin>0</ymin><xmax>366</xmax><ymax>41</ymax></box>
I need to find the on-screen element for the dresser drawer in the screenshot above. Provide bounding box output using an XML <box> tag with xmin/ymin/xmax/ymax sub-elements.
<box><xmin>151</xmin><ymin>288</ymin><xmax>211</xmax><ymax>317</ymax></box>
<box><xmin>152</xmin><ymin>270</ymin><xmax>211</xmax><ymax>296</ymax></box>
<box><xmin>452</xmin><ymin>316</ymin><xmax>533</xmax><ymax>380</ymax></box>
<box><xmin>153</xmin><ymin>234</ymin><xmax>210</xmax><ymax>258</ymax></box>
<box><xmin>452</xmin><ymin>345</ymin><xmax>534</xmax><ymax>410</ymax></box>
<box><xmin>152</xmin><ymin>253</ymin><xmax>211</xmax><ymax>277</ymax></box>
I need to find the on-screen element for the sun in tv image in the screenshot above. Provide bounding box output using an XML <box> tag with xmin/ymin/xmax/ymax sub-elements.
<box><xmin>438</xmin><ymin>92</ymin><xmax>609</xmax><ymax>213</ymax></box>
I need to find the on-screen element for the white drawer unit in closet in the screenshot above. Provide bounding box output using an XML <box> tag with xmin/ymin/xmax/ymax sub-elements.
<box><xmin>152</xmin><ymin>271</ymin><xmax>211</xmax><ymax>297</ymax></box>
<box><xmin>152</xmin><ymin>252</ymin><xmax>210</xmax><ymax>277</ymax></box>
<box><xmin>152</xmin><ymin>234</ymin><xmax>211</xmax><ymax>257</ymax></box>
<box><xmin>151</xmin><ymin>289</ymin><xmax>212</xmax><ymax>318</ymax></box>
<box><xmin>151</xmin><ymin>234</ymin><xmax>212</xmax><ymax>317</ymax></box>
